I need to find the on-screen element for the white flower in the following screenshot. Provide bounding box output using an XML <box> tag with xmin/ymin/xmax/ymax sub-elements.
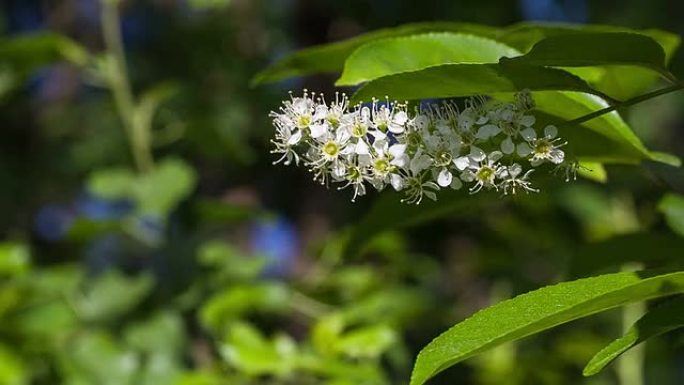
<box><xmin>269</xmin><ymin>90</ymin><xmax>573</xmax><ymax>204</ymax></box>
<box><xmin>500</xmin><ymin>163</ymin><xmax>538</xmax><ymax>195</ymax></box>
<box><xmin>460</xmin><ymin>151</ymin><xmax>504</xmax><ymax>193</ymax></box>
<box><xmin>518</xmin><ymin>125</ymin><xmax>566</xmax><ymax>166</ymax></box>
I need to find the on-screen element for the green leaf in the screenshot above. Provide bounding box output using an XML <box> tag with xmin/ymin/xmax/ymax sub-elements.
<box><xmin>577</xmin><ymin>161</ymin><xmax>607</xmax><ymax>183</ymax></box>
<box><xmin>0</xmin><ymin>344</ymin><xmax>27</xmax><ymax>385</ymax></box>
<box><xmin>200</xmin><ymin>283</ymin><xmax>289</xmax><ymax>334</ymax></box>
<box><xmin>88</xmin><ymin>168</ymin><xmax>137</xmax><ymax>201</ymax></box>
<box><xmin>532</xmin><ymin>91</ymin><xmax>651</xmax><ymax>162</ymax></box>
<box><xmin>335</xmin><ymin>325</ymin><xmax>397</xmax><ymax>359</ymax></box>
<box><xmin>502</xmin><ymin>33</ymin><xmax>669</xmax><ymax>76</ymax></box>
<box><xmin>0</xmin><ymin>33</ymin><xmax>89</xmax><ymax>99</ymax></box>
<box><xmin>59</xmin><ymin>330</ymin><xmax>138</xmax><ymax>385</ymax></box>
<box><xmin>124</xmin><ymin>311</ymin><xmax>185</xmax><ymax>355</ymax></box>
<box><xmin>0</xmin><ymin>243</ymin><xmax>30</xmax><ymax>276</ymax></box>
<box><xmin>253</xmin><ymin>21</ymin><xmax>679</xmax><ymax>98</ymax></box>
<box><xmin>350</xmin><ymin>63</ymin><xmax>605</xmax><ymax>104</ymax></box>
<box><xmin>75</xmin><ymin>271</ymin><xmax>153</xmax><ymax>322</ymax></box>
<box><xmin>409</xmin><ymin>270</ymin><xmax>684</xmax><ymax>385</ymax></box>
<box><xmin>252</xmin><ymin>22</ymin><xmax>499</xmax><ymax>85</ymax></box>
<box><xmin>220</xmin><ymin>321</ymin><xmax>297</xmax><ymax>377</ymax></box>
<box><xmin>583</xmin><ymin>295</ymin><xmax>684</xmax><ymax>375</ymax></box>
<box><xmin>0</xmin><ymin>32</ymin><xmax>89</xmax><ymax>70</ymax></box>
<box><xmin>496</xmin><ymin>23</ymin><xmax>680</xmax><ymax>100</ymax></box>
<box><xmin>658</xmin><ymin>193</ymin><xmax>684</xmax><ymax>237</ymax></box>
<box><xmin>133</xmin><ymin>158</ymin><xmax>197</xmax><ymax>217</ymax></box>
<box><xmin>337</xmin><ymin>33</ymin><xmax>518</xmax><ymax>86</ymax></box>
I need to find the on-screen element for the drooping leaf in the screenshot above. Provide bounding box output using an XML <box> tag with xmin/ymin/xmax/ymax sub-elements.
<box><xmin>502</xmin><ymin>33</ymin><xmax>669</xmax><ymax>76</ymax></box>
<box><xmin>583</xmin><ymin>295</ymin><xmax>684</xmax><ymax>375</ymax></box>
<box><xmin>350</xmin><ymin>63</ymin><xmax>606</xmax><ymax>104</ymax></box>
<box><xmin>658</xmin><ymin>193</ymin><xmax>684</xmax><ymax>237</ymax></box>
<box><xmin>496</xmin><ymin>23</ymin><xmax>680</xmax><ymax>100</ymax></box>
<box><xmin>409</xmin><ymin>270</ymin><xmax>684</xmax><ymax>385</ymax></box>
<box><xmin>337</xmin><ymin>33</ymin><xmax>518</xmax><ymax>86</ymax></box>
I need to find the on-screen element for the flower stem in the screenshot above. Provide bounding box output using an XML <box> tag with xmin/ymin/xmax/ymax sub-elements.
<box><xmin>561</xmin><ymin>83</ymin><xmax>684</xmax><ymax>128</ymax></box>
<box><xmin>101</xmin><ymin>0</ymin><xmax>154</xmax><ymax>173</ymax></box>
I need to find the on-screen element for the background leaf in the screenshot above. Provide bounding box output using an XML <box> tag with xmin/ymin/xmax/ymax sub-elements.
<box><xmin>583</xmin><ymin>295</ymin><xmax>684</xmax><ymax>375</ymax></box>
<box><xmin>658</xmin><ymin>193</ymin><xmax>684</xmax><ymax>237</ymax></box>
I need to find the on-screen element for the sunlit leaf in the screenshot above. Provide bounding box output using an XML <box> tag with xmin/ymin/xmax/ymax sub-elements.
<box><xmin>252</xmin><ymin>22</ymin><xmax>499</xmax><ymax>85</ymax></box>
<box><xmin>337</xmin><ymin>33</ymin><xmax>518</xmax><ymax>86</ymax></box>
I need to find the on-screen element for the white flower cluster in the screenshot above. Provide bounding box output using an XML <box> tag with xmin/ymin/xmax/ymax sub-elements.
<box><xmin>270</xmin><ymin>90</ymin><xmax>573</xmax><ymax>204</ymax></box>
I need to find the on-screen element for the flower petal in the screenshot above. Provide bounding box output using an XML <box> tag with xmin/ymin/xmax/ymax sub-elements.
<box><xmin>544</xmin><ymin>125</ymin><xmax>558</xmax><ymax>139</ymax></box>
<box><xmin>501</xmin><ymin>137</ymin><xmax>515</xmax><ymax>154</ymax></box>
<box><xmin>437</xmin><ymin>168</ymin><xmax>453</xmax><ymax>187</ymax></box>
<box><xmin>520</xmin><ymin>127</ymin><xmax>537</xmax><ymax>141</ymax></box>
<box><xmin>516</xmin><ymin>142</ymin><xmax>532</xmax><ymax>157</ymax></box>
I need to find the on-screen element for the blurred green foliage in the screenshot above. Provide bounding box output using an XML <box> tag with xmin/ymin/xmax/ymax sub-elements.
<box><xmin>1</xmin><ymin>1</ymin><xmax>684</xmax><ymax>385</ymax></box>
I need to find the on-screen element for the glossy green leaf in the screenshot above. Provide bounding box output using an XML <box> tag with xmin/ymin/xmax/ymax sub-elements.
<box><xmin>502</xmin><ymin>33</ymin><xmax>668</xmax><ymax>75</ymax></box>
<box><xmin>337</xmin><ymin>33</ymin><xmax>518</xmax><ymax>86</ymax></box>
<box><xmin>584</xmin><ymin>295</ymin><xmax>684</xmax><ymax>375</ymax></box>
<box><xmin>496</xmin><ymin>23</ymin><xmax>680</xmax><ymax>100</ymax></box>
<box><xmin>350</xmin><ymin>63</ymin><xmax>605</xmax><ymax>104</ymax></box>
<box><xmin>410</xmin><ymin>270</ymin><xmax>684</xmax><ymax>385</ymax></box>
<box><xmin>658</xmin><ymin>193</ymin><xmax>684</xmax><ymax>237</ymax></box>
<box><xmin>252</xmin><ymin>22</ymin><xmax>499</xmax><ymax>85</ymax></box>
<box><xmin>253</xmin><ymin>21</ymin><xmax>679</xmax><ymax>100</ymax></box>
